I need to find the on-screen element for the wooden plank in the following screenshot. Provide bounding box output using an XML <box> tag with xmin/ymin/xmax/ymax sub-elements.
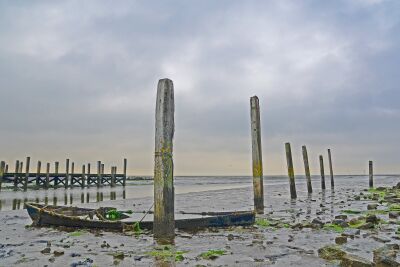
<box><xmin>302</xmin><ymin>145</ymin><xmax>312</xmax><ymax>194</ymax></box>
<box><xmin>153</xmin><ymin>78</ymin><xmax>175</xmax><ymax>241</ymax></box>
<box><xmin>319</xmin><ymin>155</ymin><xmax>326</xmax><ymax>190</ymax></box>
<box><xmin>328</xmin><ymin>149</ymin><xmax>334</xmax><ymax>188</ymax></box>
<box><xmin>285</xmin><ymin>143</ymin><xmax>297</xmax><ymax>199</ymax></box>
<box><xmin>369</xmin><ymin>161</ymin><xmax>373</xmax><ymax>188</ymax></box>
<box><xmin>250</xmin><ymin>96</ymin><xmax>264</xmax><ymax>214</ymax></box>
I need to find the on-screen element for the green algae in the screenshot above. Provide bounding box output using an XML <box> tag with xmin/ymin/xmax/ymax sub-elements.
<box><xmin>198</xmin><ymin>249</ymin><xmax>226</xmax><ymax>260</ymax></box>
<box><xmin>147</xmin><ymin>245</ymin><xmax>187</xmax><ymax>262</ymax></box>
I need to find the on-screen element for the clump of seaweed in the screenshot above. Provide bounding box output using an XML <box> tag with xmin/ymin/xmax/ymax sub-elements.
<box><xmin>147</xmin><ymin>245</ymin><xmax>187</xmax><ymax>262</ymax></box>
<box><xmin>198</xmin><ymin>249</ymin><xmax>226</xmax><ymax>260</ymax></box>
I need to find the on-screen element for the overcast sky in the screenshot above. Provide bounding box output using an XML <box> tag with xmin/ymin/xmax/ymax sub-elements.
<box><xmin>0</xmin><ymin>0</ymin><xmax>399</xmax><ymax>176</ymax></box>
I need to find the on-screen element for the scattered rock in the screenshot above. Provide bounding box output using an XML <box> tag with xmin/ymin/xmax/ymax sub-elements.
<box><xmin>342</xmin><ymin>229</ymin><xmax>360</xmax><ymax>238</ymax></box>
<box><xmin>318</xmin><ymin>245</ymin><xmax>346</xmax><ymax>261</ymax></box>
<box><xmin>53</xmin><ymin>250</ymin><xmax>64</xmax><ymax>256</ymax></box>
<box><xmin>373</xmin><ymin>244</ymin><xmax>400</xmax><ymax>267</ymax></box>
<box><xmin>359</xmin><ymin>222</ymin><xmax>375</xmax><ymax>230</ymax></box>
<box><xmin>41</xmin><ymin>247</ymin><xmax>51</xmax><ymax>254</ymax></box>
<box><xmin>335</xmin><ymin>215</ymin><xmax>348</xmax><ymax>220</ymax></box>
<box><xmin>335</xmin><ymin>236</ymin><xmax>347</xmax><ymax>245</ymax></box>
<box><xmin>332</xmin><ymin>219</ymin><xmax>349</xmax><ymax>227</ymax></box>
<box><xmin>389</xmin><ymin>211</ymin><xmax>399</xmax><ymax>219</ymax></box>
<box><xmin>366</xmin><ymin>214</ymin><xmax>379</xmax><ymax>224</ymax></box>
<box><xmin>341</xmin><ymin>253</ymin><xmax>374</xmax><ymax>267</ymax></box>
<box><xmin>367</xmin><ymin>204</ymin><xmax>378</xmax><ymax>210</ymax></box>
<box><xmin>112</xmin><ymin>252</ymin><xmax>125</xmax><ymax>260</ymax></box>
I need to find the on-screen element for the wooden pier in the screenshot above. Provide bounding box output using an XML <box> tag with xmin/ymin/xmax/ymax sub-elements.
<box><xmin>0</xmin><ymin>158</ymin><xmax>127</xmax><ymax>190</ymax></box>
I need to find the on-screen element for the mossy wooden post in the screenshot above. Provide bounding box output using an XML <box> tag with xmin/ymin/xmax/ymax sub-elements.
<box><xmin>123</xmin><ymin>158</ymin><xmax>127</xmax><ymax>186</ymax></box>
<box><xmin>285</xmin><ymin>143</ymin><xmax>297</xmax><ymax>199</ymax></box>
<box><xmin>97</xmin><ymin>161</ymin><xmax>101</xmax><ymax>187</ymax></box>
<box><xmin>369</xmin><ymin>161</ymin><xmax>373</xmax><ymax>188</ymax></box>
<box><xmin>0</xmin><ymin>161</ymin><xmax>5</xmax><ymax>190</ymax></box>
<box><xmin>13</xmin><ymin>160</ymin><xmax>19</xmax><ymax>190</ymax></box>
<box><xmin>45</xmin><ymin>163</ymin><xmax>50</xmax><ymax>189</ymax></box>
<box><xmin>23</xmin><ymin>157</ymin><xmax>30</xmax><ymax>191</ymax></box>
<box><xmin>327</xmin><ymin>149</ymin><xmax>334</xmax><ymax>189</ymax></box>
<box><xmin>81</xmin><ymin>165</ymin><xmax>86</xmax><ymax>188</ymax></box>
<box><xmin>65</xmin><ymin>159</ymin><xmax>70</xmax><ymax>188</ymax></box>
<box><xmin>319</xmin><ymin>155</ymin><xmax>326</xmax><ymax>190</ymax></box>
<box><xmin>250</xmin><ymin>96</ymin><xmax>264</xmax><ymax>214</ymax></box>
<box><xmin>154</xmin><ymin>78</ymin><xmax>175</xmax><ymax>242</ymax></box>
<box><xmin>36</xmin><ymin>161</ymin><xmax>41</xmax><ymax>186</ymax></box>
<box><xmin>302</xmin><ymin>145</ymin><xmax>312</xmax><ymax>194</ymax></box>
<box><xmin>54</xmin><ymin>161</ymin><xmax>59</xmax><ymax>186</ymax></box>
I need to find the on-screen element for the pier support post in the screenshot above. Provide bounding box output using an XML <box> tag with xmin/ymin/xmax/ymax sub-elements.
<box><xmin>65</xmin><ymin>159</ymin><xmax>70</xmax><ymax>188</ymax></box>
<box><xmin>101</xmin><ymin>164</ymin><xmax>104</xmax><ymax>185</ymax></box>
<box><xmin>250</xmin><ymin>96</ymin><xmax>264</xmax><ymax>214</ymax></box>
<box><xmin>123</xmin><ymin>158</ymin><xmax>127</xmax><ymax>186</ymax></box>
<box><xmin>13</xmin><ymin>160</ymin><xmax>19</xmax><ymax>190</ymax></box>
<box><xmin>70</xmin><ymin>162</ymin><xmax>75</xmax><ymax>187</ymax></box>
<box><xmin>81</xmin><ymin>165</ymin><xmax>86</xmax><ymax>188</ymax></box>
<box><xmin>23</xmin><ymin>157</ymin><xmax>30</xmax><ymax>191</ymax></box>
<box><xmin>369</xmin><ymin>161</ymin><xmax>373</xmax><ymax>188</ymax></box>
<box><xmin>97</xmin><ymin>161</ymin><xmax>101</xmax><ymax>187</ymax></box>
<box><xmin>302</xmin><ymin>145</ymin><xmax>312</xmax><ymax>194</ymax></box>
<box><xmin>285</xmin><ymin>143</ymin><xmax>297</xmax><ymax>199</ymax></box>
<box><xmin>319</xmin><ymin>155</ymin><xmax>326</xmax><ymax>190</ymax></box>
<box><xmin>36</xmin><ymin>161</ymin><xmax>41</xmax><ymax>186</ymax></box>
<box><xmin>0</xmin><ymin>161</ymin><xmax>5</xmax><ymax>190</ymax></box>
<box><xmin>87</xmin><ymin>163</ymin><xmax>91</xmax><ymax>186</ymax></box>
<box><xmin>153</xmin><ymin>78</ymin><xmax>175</xmax><ymax>242</ymax></box>
<box><xmin>45</xmin><ymin>163</ymin><xmax>50</xmax><ymax>189</ymax></box>
<box><xmin>111</xmin><ymin>166</ymin><xmax>116</xmax><ymax>187</ymax></box>
<box><xmin>54</xmin><ymin>161</ymin><xmax>59</xmax><ymax>186</ymax></box>
<box><xmin>328</xmin><ymin>149</ymin><xmax>334</xmax><ymax>189</ymax></box>
<box><xmin>19</xmin><ymin>162</ymin><xmax>23</xmax><ymax>174</ymax></box>
<box><xmin>5</xmin><ymin>164</ymin><xmax>8</xmax><ymax>174</ymax></box>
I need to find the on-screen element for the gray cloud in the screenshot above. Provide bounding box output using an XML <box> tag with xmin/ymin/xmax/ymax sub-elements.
<box><xmin>0</xmin><ymin>0</ymin><xmax>399</xmax><ymax>175</ymax></box>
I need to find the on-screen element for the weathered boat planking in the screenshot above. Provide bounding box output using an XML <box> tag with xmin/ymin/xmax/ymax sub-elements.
<box><xmin>25</xmin><ymin>203</ymin><xmax>255</xmax><ymax>231</ymax></box>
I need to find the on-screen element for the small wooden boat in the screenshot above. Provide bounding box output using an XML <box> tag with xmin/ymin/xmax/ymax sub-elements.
<box><xmin>25</xmin><ymin>203</ymin><xmax>255</xmax><ymax>231</ymax></box>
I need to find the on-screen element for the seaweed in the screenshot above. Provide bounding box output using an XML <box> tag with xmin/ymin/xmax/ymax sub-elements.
<box><xmin>147</xmin><ymin>245</ymin><xmax>187</xmax><ymax>262</ymax></box>
<box><xmin>198</xmin><ymin>249</ymin><xmax>226</xmax><ymax>260</ymax></box>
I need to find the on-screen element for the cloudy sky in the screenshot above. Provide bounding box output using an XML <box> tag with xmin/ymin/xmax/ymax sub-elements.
<box><xmin>0</xmin><ymin>0</ymin><xmax>399</xmax><ymax>176</ymax></box>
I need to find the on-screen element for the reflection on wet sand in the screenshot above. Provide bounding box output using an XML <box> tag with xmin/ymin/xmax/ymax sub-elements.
<box><xmin>2</xmin><ymin>190</ymin><xmax>126</xmax><ymax>210</ymax></box>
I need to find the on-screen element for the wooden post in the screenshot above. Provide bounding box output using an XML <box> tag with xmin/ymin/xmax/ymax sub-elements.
<box><xmin>369</xmin><ymin>161</ymin><xmax>373</xmax><ymax>188</ymax></box>
<box><xmin>250</xmin><ymin>96</ymin><xmax>264</xmax><ymax>214</ymax></box>
<box><xmin>319</xmin><ymin>155</ymin><xmax>326</xmax><ymax>190</ymax></box>
<box><xmin>81</xmin><ymin>165</ymin><xmax>86</xmax><ymax>188</ymax></box>
<box><xmin>71</xmin><ymin>162</ymin><xmax>75</xmax><ymax>187</ymax></box>
<box><xmin>0</xmin><ymin>161</ymin><xmax>5</xmax><ymax>190</ymax></box>
<box><xmin>101</xmin><ymin>164</ymin><xmax>104</xmax><ymax>185</ymax></box>
<box><xmin>65</xmin><ymin>159</ymin><xmax>70</xmax><ymax>188</ymax></box>
<box><xmin>123</xmin><ymin>158</ymin><xmax>127</xmax><ymax>186</ymax></box>
<box><xmin>13</xmin><ymin>160</ymin><xmax>20</xmax><ymax>189</ymax></box>
<box><xmin>111</xmin><ymin>166</ymin><xmax>116</xmax><ymax>187</ymax></box>
<box><xmin>19</xmin><ymin>162</ymin><xmax>23</xmax><ymax>174</ymax></box>
<box><xmin>5</xmin><ymin>164</ymin><xmax>8</xmax><ymax>174</ymax></box>
<box><xmin>97</xmin><ymin>161</ymin><xmax>101</xmax><ymax>187</ymax></box>
<box><xmin>285</xmin><ymin>143</ymin><xmax>297</xmax><ymax>199</ymax></box>
<box><xmin>327</xmin><ymin>149</ymin><xmax>334</xmax><ymax>188</ymax></box>
<box><xmin>302</xmin><ymin>145</ymin><xmax>312</xmax><ymax>194</ymax></box>
<box><xmin>54</xmin><ymin>161</ymin><xmax>59</xmax><ymax>186</ymax></box>
<box><xmin>153</xmin><ymin>78</ymin><xmax>175</xmax><ymax>241</ymax></box>
<box><xmin>23</xmin><ymin>157</ymin><xmax>30</xmax><ymax>191</ymax></box>
<box><xmin>45</xmin><ymin>163</ymin><xmax>50</xmax><ymax>189</ymax></box>
<box><xmin>36</xmin><ymin>161</ymin><xmax>41</xmax><ymax>186</ymax></box>
<box><xmin>87</xmin><ymin>163</ymin><xmax>91</xmax><ymax>186</ymax></box>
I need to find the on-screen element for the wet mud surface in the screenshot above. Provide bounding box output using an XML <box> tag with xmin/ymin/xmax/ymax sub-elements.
<box><xmin>0</xmin><ymin>175</ymin><xmax>399</xmax><ymax>266</ymax></box>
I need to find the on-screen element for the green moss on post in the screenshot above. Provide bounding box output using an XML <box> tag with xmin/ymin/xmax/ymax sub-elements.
<box><xmin>154</xmin><ymin>78</ymin><xmax>175</xmax><ymax>242</ymax></box>
<box><xmin>285</xmin><ymin>143</ymin><xmax>297</xmax><ymax>199</ymax></box>
<box><xmin>302</xmin><ymin>145</ymin><xmax>312</xmax><ymax>194</ymax></box>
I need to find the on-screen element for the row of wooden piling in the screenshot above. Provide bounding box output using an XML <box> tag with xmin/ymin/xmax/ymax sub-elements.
<box><xmin>0</xmin><ymin>158</ymin><xmax>128</xmax><ymax>190</ymax></box>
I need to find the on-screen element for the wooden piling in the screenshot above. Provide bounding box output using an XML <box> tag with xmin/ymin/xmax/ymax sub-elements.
<box><xmin>153</xmin><ymin>78</ymin><xmax>175</xmax><ymax>241</ymax></box>
<box><xmin>302</xmin><ymin>145</ymin><xmax>312</xmax><ymax>194</ymax></box>
<box><xmin>23</xmin><ymin>157</ymin><xmax>30</xmax><ymax>190</ymax></box>
<box><xmin>123</xmin><ymin>158</ymin><xmax>127</xmax><ymax>186</ymax></box>
<box><xmin>87</xmin><ymin>163</ymin><xmax>91</xmax><ymax>186</ymax></box>
<box><xmin>45</xmin><ymin>163</ymin><xmax>50</xmax><ymax>189</ymax></box>
<box><xmin>65</xmin><ymin>159</ymin><xmax>70</xmax><ymax>188</ymax></box>
<box><xmin>327</xmin><ymin>149</ymin><xmax>334</xmax><ymax>188</ymax></box>
<box><xmin>97</xmin><ymin>161</ymin><xmax>101</xmax><ymax>187</ymax></box>
<box><xmin>250</xmin><ymin>96</ymin><xmax>264</xmax><ymax>214</ymax></box>
<box><xmin>101</xmin><ymin>164</ymin><xmax>104</xmax><ymax>185</ymax></box>
<box><xmin>81</xmin><ymin>165</ymin><xmax>86</xmax><ymax>188</ymax></box>
<box><xmin>111</xmin><ymin>166</ymin><xmax>116</xmax><ymax>187</ymax></box>
<box><xmin>19</xmin><ymin>162</ymin><xmax>23</xmax><ymax>174</ymax></box>
<box><xmin>36</xmin><ymin>161</ymin><xmax>41</xmax><ymax>186</ymax></box>
<box><xmin>319</xmin><ymin>155</ymin><xmax>326</xmax><ymax>190</ymax></box>
<box><xmin>54</xmin><ymin>161</ymin><xmax>59</xmax><ymax>186</ymax></box>
<box><xmin>71</xmin><ymin>162</ymin><xmax>75</xmax><ymax>187</ymax></box>
<box><xmin>285</xmin><ymin>143</ymin><xmax>297</xmax><ymax>199</ymax></box>
<box><xmin>13</xmin><ymin>160</ymin><xmax>19</xmax><ymax>189</ymax></box>
<box><xmin>0</xmin><ymin>161</ymin><xmax>5</xmax><ymax>190</ymax></box>
<box><xmin>369</xmin><ymin>161</ymin><xmax>373</xmax><ymax>188</ymax></box>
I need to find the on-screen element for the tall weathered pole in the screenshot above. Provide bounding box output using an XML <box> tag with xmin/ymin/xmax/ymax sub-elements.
<box><xmin>65</xmin><ymin>159</ymin><xmax>70</xmax><ymax>188</ymax></box>
<box><xmin>13</xmin><ymin>160</ymin><xmax>19</xmax><ymax>190</ymax></box>
<box><xmin>250</xmin><ymin>96</ymin><xmax>264</xmax><ymax>214</ymax></box>
<box><xmin>0</xmin><ymin>161</ymin><xmax>5</xmax><ymax>190</ymax></box>
<box><xmin>327</xmin><ymin>149</ymin><xmax>334</xmax><ymax>189</ymax></box>
<box><xmin>153</xmin><ymin>78</ymin><xmax>175</xmax><ymax>242</ymax></box>
<box><xmin>23</xmin><ymin>157</ymin><xmax>30</xmax><ymax>191</ymax></box>
<box><xmin>302</xmin><ymin>145</ymin><xmax>312</xmax><ymax>194</ymax></box>
<box><xmin>319</xmin><ymin>155</ymin><xmax>326</xmax><ymax>190</ymax></box>
<box><xmin>123</xmin><ymin>158</ymin><xmax>127</xmax><ymax>186</ymax></box>
<box><xmin>285</xmin><ymin>143</ymin><xmax>297</xmax><ymax>199</ymax></box>
<box><xmin>369</xmin><ymin>161</ymin><xmax>373</xmax><ymax>188</ymax></box>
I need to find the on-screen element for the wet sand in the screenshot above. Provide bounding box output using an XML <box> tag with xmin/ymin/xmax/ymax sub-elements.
<box><xmin>0</xmin><ymin>175</ymin><xmax>399</xmax><ymax>266</ymax></box>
